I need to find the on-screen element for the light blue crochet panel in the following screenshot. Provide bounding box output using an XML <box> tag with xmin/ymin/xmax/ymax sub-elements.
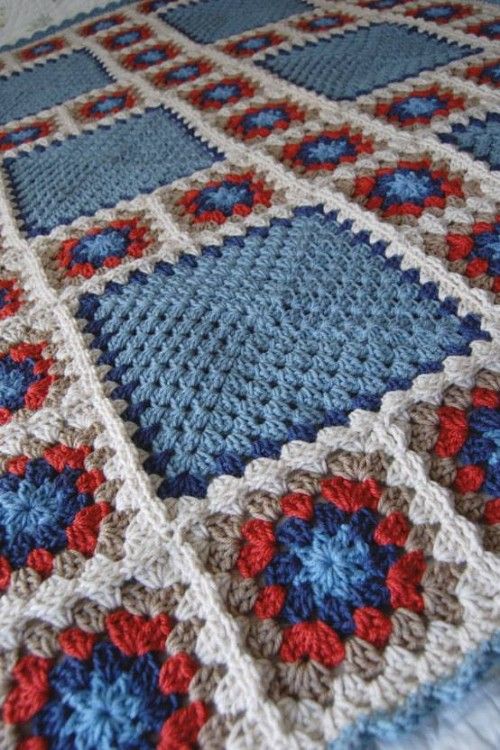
<box><xmin>0</xmin><ymin>50</ymin><xmax>113</xmax><ymax>126</ymax></box>
<box><xmin>259</xmin><ymin>23</ymin><xmax>479</xmax><ymax>100</ymax></box>
<box><xmin>4</xmin><ymin>107</ymin><xmax>224</xmax><ymax>236</ymax></box>
<box><xmin>78</xmin><ymin>207</ymin><xmax>485</xmax><ymax>499</ymax></box>
<box><xmin>161</xmin><ymin>0</ymin><xmax>311</xmax><ymax>43</ymax></box>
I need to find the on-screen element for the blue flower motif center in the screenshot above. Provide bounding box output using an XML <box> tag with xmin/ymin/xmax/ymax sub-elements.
<box><xmin>422</xmin><ymin>5</ymin><xmax>455</xmax><ymax>20</ymax></box>
<box><xmin>32</xmin><ymin>642</ymin><xmax>181</xmax><ymax>750</ymax></box>
<box><xmin>239</xmin><ymin>36</ymin><xmax>268</xmax><ymax>51</ymax></box>
<box><xmin>298</xmin><ymin>136</ymin><xmax>355</xmax><ymax>164</ymax></box>
<box><xmin>135</xmin><ymin>48</ymin><xmax>166</xmax><ymax>64</ymax></box>
<box><xmin>392</xmin><ymin>95</ymin><xmax>444</xmax><ymax>119</ymax></box>
<box><xmin>375</xmin><ymin>168</ymin><xmax>442</xmax><ymax>205</ymax></box>
<box><xmin>296</xmin><ymin>524</ymin><xmax>374</xmax><ymax>600</ymax></box>
<box><xmin>485</xmin><ymin>63</ymin><xmax>500</xmax><ymax>82</ymax></box>
<box><xmin>114</xmin><ymin>31</ymin><xmax>141</xmax><ymax>46</ymax></box>
<box><xmin>0</xmin><ymin>356</ymin><xmax>36</xmax><ymax>411</ymax></box>
<box><xmin>70</xmin><ymin>228</ymin><xmax>130</xmax><ymax>268</ymax></box>
<box><xmin>0</xmin><ymin>458</ymin><xmax>88</xmax><ymax>567</ymax></box>
<box><xmin>195</xmin><ymin>182</ymin><xmax>253</xmax><ymax>215</ymax></box>
<box><xmin>484</xmin><ymin>22</ymin><xmax>500</xmax><ymax>35</ymax></box>
<box><xmin>4</xmin><ymin>126</ymin><xmax>41</xmax><ymax>144</ymax></box>
<box><xmin>459</xmin><ymin>407</ymin><xmax>500</xmax><ymax>495</ymax></box>
<box><xmin>204</xmin><ymin>83</ymin><xmax>241</xmax><ymax>101</ymax></box>
<box><xmin>263</xmin><ymin>505</ymin><xmax>400</xmax><ymax>632</ymax></box>
<box><xmin>473</xmin><ymin>224</ymin><xmax>500</xmax><ymax>271</ymax></box>
<box><xmin>170</xmin><ymin>64</ymin><xmax>199</xmax><ymax>80</ymax></box>
<box><xmin>243</xmin><ymin>108</ymin><xmax>286</xmax><ymax>130</ymax></box>
<box><xmin>92</xmin><ymin>96</ymin><xmax>126</xmax><ymax>114</ymax></box>
<box><xmin>32</xmin><ymin>42</ymin><xmax>55</xmax><ymax>55</ymax></box>
<box><xmin>93</xmin><ymin>19</ymin><xmax>118</xmax><ymax>32</ymax></box>
<box><xmin>310</xmin><ymin>17</ymin><xmax>341</xmax><ymax>29</ymax></box>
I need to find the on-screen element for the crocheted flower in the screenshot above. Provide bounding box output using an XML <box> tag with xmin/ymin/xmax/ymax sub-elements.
<box><xmin>78</xmin><ymin>90</ymin><xmax>136</xmax><ymax>121</ymax></box>
<box><xmin>19</xmin><ymin>38</ymin><xmax>65</xmax><ymax>61</ymax></box>
<box><xmin>188</xmin><ymin>77</ymin><xmax>255</xmax><ymax>110</ymax></box>
<box><xmin>353</xmin><ymin>159</ymin><xmax>463</xmax><ymax>218</ymax></box>
<box><xmin>177</xmin><ymin>173</ymin><xmax>273</xmax><ymax>225</ymax></box>
<box><xmin>446</xmin><ymin>217</ymin><xmax>500</xmax><ymax>291</ymax></box>
<box><xmin>79</xmin><ymin>14</ymin><xmax>126</xmax><ymax>36</ymax></box>
<box><xmin>3</xmin><ymin>614</ymin><xmax>208</xmax><ymax>749</ymax></box>
<box><xmin>103</xmin><ymin>25</ymin><xmax>152</xmax><ymax>51</ymax></box>
<box><xmin>0</xmin><ymin>121</ymin><xmax>51</xmax><ymax>152</ymax></box>
<box><xmin>223</xmin><ymin>32</ymin><xmax>285</xmax><ymax>58</ymax></box>
<box><xmin>410</xmin><ymin>371</ymin><xmax>500</xmax><ymax>552</ymax></box>
<box><xmin>152</xmin><ymin>59</ymin><xmax>212</xmax><ymax>88</ymax></box>
<box><xmin>58</xmin><ymin>218</ymin><xmax>152</xmax><ymax>279</ymax></box>
<box><xmin>225</xmin><ymin>102</ymin><xmax>304</xmax><ymax>140</ymax></box>
<box><xmin>0</xmin><ymin>279</ymin><xmax>22</xmax><ymax>319</ymax></box>
<box><xmin>375</xmin><ymin>87</ymin><xmax>465</xmax><ymax>127</ymax></box>
<box><xmin>122</xmin><ymin>42</ymin><xmax>179</xmax><ymax>71</ymax></box>
<box><xmin>466</xmin><ymin>19</ymin><xmax>500</xmax><ymax>40</ymax></box>
<box><xmin>281</xmin><ymin>128</ymin><xmax>373</xmax><ymax>172</ymax></box>
<box><xmin>296</xmin><ymin>14</ymin><xmax>354</xmax><ymax>33</ymax></box>
<box><xmin>0</xmin><ymin>343</ymin><xmax>55</xmax><ymax>425</ymax></box>
<box><xmin>0</xmin><ymin>444</ymin><xmax>107</xmax><ymax>587</ymax></box>
<box><xmin>466</xmin><ymin>59</ymin><xmax>500</xmax><ymax>88</ymax></box>
<box><xmin>405</xmin><ymin>3</ymin><xmax>473</xmax><ymax>24</ymax></box>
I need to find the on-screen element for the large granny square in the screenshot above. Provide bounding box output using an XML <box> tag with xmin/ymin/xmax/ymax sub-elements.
<box><xmin>78</xmin><ymin>207</ymin><xmax>486</xmax><ymax>498</ymax></box>
<box><xmin>259</xmin><ymin>23</ymin><xmax>479</xmax><ymax>100</ymax></box>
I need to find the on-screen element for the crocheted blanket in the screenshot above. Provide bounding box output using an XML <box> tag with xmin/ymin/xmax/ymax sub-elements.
<box><xmin>0</xmin><ymin>0</ymin><xmax>499</xmax><ymax>748</ymax></box>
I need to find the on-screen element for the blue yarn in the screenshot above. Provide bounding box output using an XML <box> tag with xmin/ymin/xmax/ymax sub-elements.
<box><xmin>0</xmin><ymin>50</ymin><xmax>113</xmax><ymax>126</ymax></box>
<box><xmin>160</xmin><ymin>0</ymin><xmax>311</xmax><ymax>44</ymax></box>
<box><xmin>77</xmin><ymin>206</ymin><xmax>487</xmax><ymax>498</ymax></box>
<box><xmin>0</xmin><ymin>356</ymin><xmax>38</xmax><ymax>412</ymax></box>
<box><xmin>5</xmin><ymin>107</ymin><xmax>223</xmax><ymax>236</ymax></box>
<box><xmin>258</xmin><ymin>23</ymin><xmax>479</xmax><ymax>100</ymax></box>
<box><xmin>0</xmin><ymin>457</ymin><xmax>92</xmax><ymax>567</ymax></box>
<box><xmin>440</xmin><ymin>112</ymin><xmax>500</xmax><ymax>170</ymax></box>
<box><xmin>32</xmin><ymin>641</ymin><xmax>180</xmax><ymax>750</ymax></box>
<box><xmin>264</xmin><ymin>504</ymin><xmax>397</xmax><ymax>627</ymax></box>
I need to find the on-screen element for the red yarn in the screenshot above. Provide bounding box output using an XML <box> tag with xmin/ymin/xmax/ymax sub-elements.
<box><xmin>26</xmin><ymin>549</ymin><xmax>53</xmax><ymax>576</ymax></box>
<box><xmin>158</xmin><ymin>701</ymin><xmax>209</xmax><ymax>749</ymax></box>
<box><xmin>484</xmin><ymin>499</ymin><xmax>500</xmax><ymax>525</ymax></box>
<box><xmin>435</xmin><ymin>405</ymin><xmax>468</xmax><ymax>458</ymax></box>
<box><xmin>66</xmin><ymin>501</ymin><xmax>111</xmax><ymax>555</ymax></box>
<box><xmin>281</xmin><ymin>492</ymin><xmax>314</xmax><ymax>520</ymax></box>
<box><xmin>387</xmin><ymin>550</ymin><xmax>426</xmax><ymax>612</ymax></box>
<box><xmin>44</xmin><ymin>444</ymin><xmax>90</xmax><ymax>471</ymax></box>
<box><xmin>373</xmin><ymin>512</ymin><xmax>410</xmax><ymax>546</ymax></box>
<box><xmin>0</xmin><ymin>555</ymin><xmax>11</xmax><ymax>589</ymax></box>
<box><xmin>471</xmin><ymin>387</ymin><xmax>500</xmax><ymax>408</ymax></box>
<box><xmin>454</xmin><ymin>464</ymin><xmax>485</xmax><ymax>494</ymax></box>
<box><xmin>254</xmin><ymin>584</ymin><xmax>286</xmax><ymax>619</ymax></box>
<box><xmin>353</xmin><ymin>606</ymin><xmax>392</xmax><ymax>649</ymax></box>
<box><xmin>58</xmin><ymin>628</ymin><xmax>98</xmax><ymax>659</ymax></box>
<box><xmin>17</xmin><ymin>739</ymin><xmax>48</xmax><ymax>750</ymax></box>
<box><xmin>320</xmin><ymin>476</ymin><xmax>381</xmax><ymax>512</ymax></box>
<box><xmin>159</xmin><ymin>652</ymin><xmax>198</xmax><ymax>694</ymax></box>
<box><xmin>106</xmin><ymin>611</ymin><xmax>172</xmax><ymax>656</ymax></box>
<box><xmin>3</xmin><ymin>655</ymin><xmax>52</xmax><ymax>724</ymax></box>
<box><xmin>280</xmin><ymin>620</ymin><xmax>345</xmax><ymax>668</ymax></box>
<box><xmin>446</xmin><ymin>233</ymin><xmax>474</xmax><ymax>261</ymax></box>
<box><xmin>236</xmin><ymin>519</ymin><xmax>276</xmax><ymax>578</ymax></box>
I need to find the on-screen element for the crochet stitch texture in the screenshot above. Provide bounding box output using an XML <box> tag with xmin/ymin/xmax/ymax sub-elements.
<box><xmin>0</xmin><ymin>1</ymin><xmax>499</xmax><ymax>749</ymax></box>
